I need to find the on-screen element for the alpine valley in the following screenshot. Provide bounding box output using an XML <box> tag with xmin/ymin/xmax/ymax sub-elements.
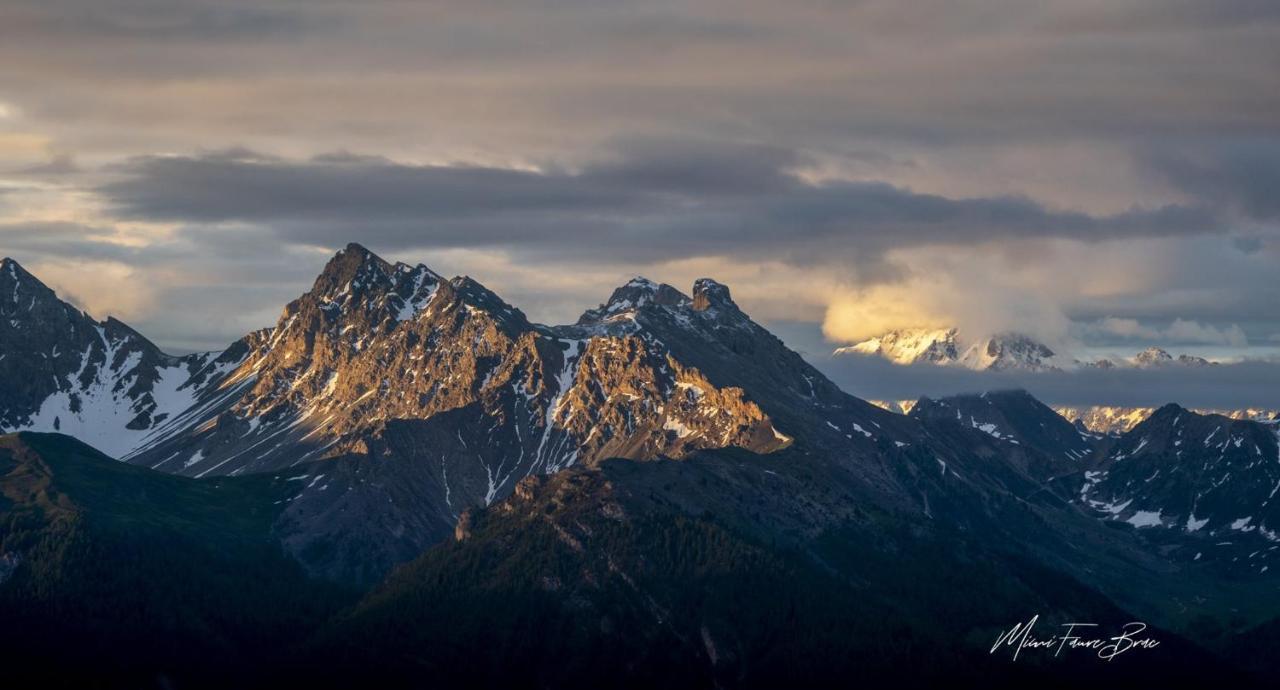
<box><xmin>2</xmin><ymin>245</ymin><xmax>1278</xmax><ymax>688</ymax></box>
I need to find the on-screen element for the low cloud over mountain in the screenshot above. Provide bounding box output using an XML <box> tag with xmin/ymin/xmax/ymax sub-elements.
<box><xmin>818</xmin><ymin>351</ymin><xmax>1280</xmax><ymax>410</ymax></box>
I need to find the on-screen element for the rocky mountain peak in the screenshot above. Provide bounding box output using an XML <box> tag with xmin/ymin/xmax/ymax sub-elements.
<box><xmin>975</xmin><ymin>332</ymin><xmax>1057</xmax><ymax>371</ymax></box>
<box><xmin>835</xmin><ymin>328</ymin><xmax>960</xmax><ymax>364</ymax></box>
<box><xmin>575</xmin><ymin>277</ymin><xmax>689</xmax><ymax>327</ymax></box>
<box><xmin>446</xmin><ymin>275</ymin><xmax>533</xmax><ymax>333</ymax></box>
<box><xmin>691</xmin><ymin>278</ymin><xmax>735</xmax><ymax>312</ymax></box>
<box><xmin>573</xmin><ymin>276</ymin><xmax>742</xmax><ymax>329</ymax></box>
<box><xmin>309</xmin><ymin>243</ymin><xmax>397</xmax><ymax>300</ymax></box>
<box><xmin>626</xmin><ymin>277</ymin><xmax>686</xmax><ymax>305</ymax></box>
<box><xmin>1</xmin><ymin>257</ymin><xmax>62</xmax><ymax>314</ymax></box>
<box><xmin>1144</xmin><ymin>402</ymin><xmax>1187</xmax><ymax>422</ymax></box>
<box><xmin>1134</xmin><ymin>346</ymin><xmax>1174</xmax><ymax>367</ymax></box>
<box><xmin>988</xmin><ymin>332</ymin><xmax>1053</xmax><ymax>357</ymax></box>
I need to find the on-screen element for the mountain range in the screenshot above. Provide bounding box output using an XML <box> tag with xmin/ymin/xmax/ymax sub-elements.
<box><xmin>834</xmin><ymin>327</ymin><xmax>1064</xmax><ymax>371</ymax></box>
<box><xmin>872</xmin><ymin>399</ymin><xmax>1280</xmax><ymax>436</ymax></box>
<box><xmin>837</xmin><ymin>327</ymin><xmax>1226</xmax><ymax>372</ymax></box>
<box><xmin>1056</xmin><ymin>405</ymin><xmax>1280</xmax><ymax>435</ymax></box>
<box><xmin>2</xmin><ymin>245</ymin><xmax>1279</xmax><ymax>686</ymax></box>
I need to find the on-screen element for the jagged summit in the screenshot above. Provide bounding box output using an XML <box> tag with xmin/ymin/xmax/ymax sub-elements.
<box><xmin>1134</xmin><ymin>346</ymin><xmax>1174</xmax><ymax>367</ymax></box>
<box><xmin>571</xmin><ymin>275</ymin><xmax>753</xmax><ymax>336</ymax></box>
<box><xmin>976</xmin><ymin>332</ymin><xmax>1057</xmax><ymax>371</ymax></box>
<box><xmin>1129</xmin><ymin>347</ymin><xmax>1213</xmax><ymax>368</ymax></box>
<box><xmin>576</xmin><ymin>276</ymin><xmax>690</xmax><ymax>326</ymax></box>
<box><xmin>2</xmin><ymin>256</ymin><xmax>64</xmax><ymax>311</ymax></box>
<box><xmin>300</xmin><ymin>245</ymin><xmax>539</xmax><ymax>338</ymax></box>
<box><xmin>310</xmin><ymin>242</ymin><xmax>396</xmax><ymax>293</ymax></box>
<box><xmin>1</xmin><ymin>256</ymin><xmax>25</xmax><ymax>273</ymax></box>
<box><xmin>836</xmin><ymin>328</ymin><xmax>959</xmax><ymax>365</ymax></box>
<box><xmin>691</xmin><ymin>277</ymin><xmax>735</xmax><ymax>311</ymax></box>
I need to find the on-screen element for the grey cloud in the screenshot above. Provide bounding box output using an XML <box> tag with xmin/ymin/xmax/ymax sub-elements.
<box><xmin>4</xmin><ymin>0</ymin><xmax>1277</xmax><ymax>158</ymax></box>
<box><xmin>2</xmin><ymin>0</ymin><xmax>1279</xmax><ymax>362</ymax></box>
<box><xmin>3</xmin><ymin>0</ymin><xmax>332</xmax><ymax>42</ymax></box>
<box><xmin>0</xmin><ymin>222</ymin><xmax>329</xmax><ymax>351</ymax></box>
<box><xmin>1081</xmin><ymin>317</ymin><xmax>1248</xmax><ymax>348</ymax></box>
<box><xmin>1052</xmin><ymin>0</ymin><xmax>1280</xmax><ymax>33</ymax></box>
<box><xmin>1144</xmin><ymin>139</ymin><xmax>1280</xmax><ymax>221</ymax></box>
<box><xmin>15</xmin><ymin>154</ymin><xmax>80</xmax><ymax>176</ymax></box>
<box><xmin>98</xmin><ymin>145</ymin><xmax>1220</xmax><ymax>268</ymax></box>
<box><xmin>1233</xmin><ymin>236</ymin><xmax>1265</xmax><ymax>254</ymax></box>
<box><xmin>1058</xmin><ymin>236</ymin><xmax>1280</xmax><ymax>329</ymax></box>
<box><xmin>0</xmin><ymin>222</ymin><xmax>133</xmax><ymax>262</ymax></box>
<box><xmin>101</xmin><ymin>151</ymin><xmax>644</xmax><ymax>223</ymax></box>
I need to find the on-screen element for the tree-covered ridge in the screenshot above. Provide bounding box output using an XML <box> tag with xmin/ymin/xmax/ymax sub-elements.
<box><xmin>0</xmin><ymin>432</ymin><xmax>354</xmax><ymax>685</ymax></box>
<box><xmin>314</xmin><ymin>454</ymin><xmax>1239</xmax><ymax>688</ymax></box>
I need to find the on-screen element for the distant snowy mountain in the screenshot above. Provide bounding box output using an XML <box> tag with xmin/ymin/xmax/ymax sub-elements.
<box><xmin>871</xmin><ymin>398</ymin><xmax>1278</xmax><ymax>436</ymax></box>
<box><xmin>842</xmin><ymin>327</ymin><xmax>1235</xmax><ymax>380</ymax></box>
<box><xmin>868</xmin><ymin>399</ymin><xmax>918</xmax><ymax>415</ymax></box>
<box><xmin>834</xmin><ymin>327</ymin><xmax>1061</xmax><ymax>371</ymax></box>
<box><xmin>836</xmin><ymin>327</ymin><xmax>960</xmax><ymax>365</ymax></box>
<box><xmin>1081</xmin><ymin>346</ymin><xmax>1215</xmax><ymax>370</ymax></box>
<box><xmin>1053</xmin><ymin>406</ymin><xmax>1154</xmax><ymax>435</ymax></box>
<box><xmin>1057</xmin><ymin>405</ymin><xmax>1279</xmax><ymax>435</ymax></box>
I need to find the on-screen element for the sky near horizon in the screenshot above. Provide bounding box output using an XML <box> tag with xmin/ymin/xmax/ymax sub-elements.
<box><xmin>1</xmin><ymin>1</ymin><xmax>1278</xmax><ymax>378</ymax></box>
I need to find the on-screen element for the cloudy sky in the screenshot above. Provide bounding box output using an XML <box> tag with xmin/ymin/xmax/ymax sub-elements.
<box><xmin>1</xmin><ymin>1</ymin><xmax>1278</xmax><ymax>402</ymax></box>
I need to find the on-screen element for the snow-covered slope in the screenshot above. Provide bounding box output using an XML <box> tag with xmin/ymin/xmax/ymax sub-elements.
<box><xmin>834</xmin><ymin>328</ymin><xmax>960</xmax><ymax>365</ymax></box>
<box><xmin>0</xmin><ymin>258</ymin><xmax>242</xmax><ymax>457</ymax></box>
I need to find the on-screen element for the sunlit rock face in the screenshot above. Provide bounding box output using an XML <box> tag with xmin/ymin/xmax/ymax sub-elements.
<box><xmin>1056</xmin><ymin>406</ymin><xmax>1280</xmax><ymax>435</ymax></box>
